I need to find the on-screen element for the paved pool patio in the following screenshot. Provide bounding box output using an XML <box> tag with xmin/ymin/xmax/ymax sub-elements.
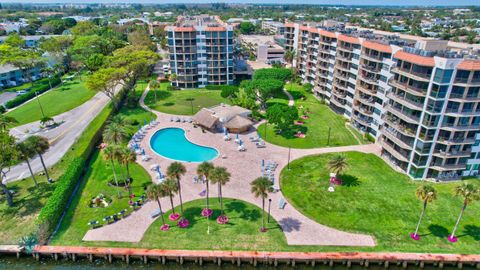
<box><xmin>83</xmin><ymin>86</ymin><xmax>379</xmax><ymax>247</ymax></box>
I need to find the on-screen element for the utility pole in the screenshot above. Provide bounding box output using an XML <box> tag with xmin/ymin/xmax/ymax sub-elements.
<box><xmin>327</xmin><ymin>126</ymin><xmax>331</xmax><ymax>146</ymax></box>
<box><xmin>35</xmin><ymin>91</ymin><xmax>46</xmax><ymax>118</ymax></box>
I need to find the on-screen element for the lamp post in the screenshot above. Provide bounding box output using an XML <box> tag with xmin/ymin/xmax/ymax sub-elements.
<box><xmin>264</xmin><ymin>120</ymin><xmax>267</xmax><ymax>141</ymax></box>
<box><xmin>267</xmin><ymin>198</ymin><xmax>272</xmax><ymax>223</ymax></box>
<box><xmin>327</xmin><ymin>126</ymin><xmax>331</xmax><ymax>146</ymax></box>
<box><xmin>287</xmin><ymin>146</ymin><xmax>291</xmax><ymax>170</ymax></box>
<box><xmin>186</xmin><ymin>98</ymin><xmax>194</xmax><ymax>115</ymax></box>
<box><xmin>35</xmin><ymin>91</ymin><xmax>46</xmax><ymax>118</ymax></box>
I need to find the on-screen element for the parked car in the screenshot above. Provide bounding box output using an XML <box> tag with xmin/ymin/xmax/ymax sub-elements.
<box><xmin>16</xmin><ymin>90</ymin><xmax>28</xmax><ymax>96</ymax></box>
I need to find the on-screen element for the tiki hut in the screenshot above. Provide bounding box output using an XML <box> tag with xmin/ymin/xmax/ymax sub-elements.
<box><xmin>224</xmin><ymin>115</ymin><xmax>253</xmax><ymax>133</ymax></box>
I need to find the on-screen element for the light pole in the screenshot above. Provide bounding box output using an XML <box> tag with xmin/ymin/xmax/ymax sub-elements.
<box><xmin>264</xmin><ymin>120</ymin><xmax>267</xmax><ymax>141</ymax></box>
<box><xmin>35</xmin><ymin>91</ymin><xmax>46</xmax><ymax>118</ymax></box>
<box><xmin>268</xmin><ymin>198</ymin><xmax>272</xmax><ymax>223</ymax></box>
<box><xmin>186</xmin><ymin>98</ymin><xmax>194</xmax><ymax>114</ymax></box>
<box><xmin>327</xmin><ymin>126</ymin><xmax>331</xmax><ymax>146</ymax></box>
<box><xmin>287</xmin><ymin>146</ymin><xmax>291</xmax><ymax>170</ymax></box>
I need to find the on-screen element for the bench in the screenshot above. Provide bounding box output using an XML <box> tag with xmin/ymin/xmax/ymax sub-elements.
<box><xmin>150</xmin><ymin>209</ymin><xmax>162</xmax><ymax>219</ymax></box>
<box><xmin>279</xmin><ymin>198</ymin><xmax>287</xmax><ymax>209</ymax></box>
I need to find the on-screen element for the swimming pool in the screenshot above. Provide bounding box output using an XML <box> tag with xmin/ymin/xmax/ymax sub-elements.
<box><xmin>150</xmin><ymin>128</ymin><xmax>219</xmax><ymax>163</ymax></box>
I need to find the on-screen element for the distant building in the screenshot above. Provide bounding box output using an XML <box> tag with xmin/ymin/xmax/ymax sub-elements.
<box><xmin>0</xmin><ymin>35</ymin><xmax>60</xmax><ymax>48</ymax></box>
<box><xmin>261</xmin><ymin>21</ymin><xmax>285</xmax><ymax>35</ymax></box>
<box><xmin>166</xmin><ymin>15</ymin><xmax>234</xmax><ymax>88</ymax></box>
<box><xmin>0</xmin><ymin>64</ymin><xmax>41</xmax><ymax>89</ymax></box>
<box><xmin>239</xmin><ymin>35</ymin><xmax>284</xmax><ymax>64</ymax></box>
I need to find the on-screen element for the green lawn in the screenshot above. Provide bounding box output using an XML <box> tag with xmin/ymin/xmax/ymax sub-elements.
<box><xmin>144</xmin><ymin>82</ymin><xmax>231</xmax><ymax>115</ymax></box>
<box><xmin>258</xmin><ymin>83</ymin><xmax>361</xmax><ymax>148</ymax></box>
<box><xmin>6</xmin><ymin>76</ymin><xmax>96</xmax><ymax>126</ymax></box>
<box><xmin>0</xmin><ymin>77</ymin><xmax>51</xmax><ymax>93</ymax></box>
<box><xmin>281</xmin><ymin>151</ymin><xmax>480</xmax><ymax>253</ymax></box>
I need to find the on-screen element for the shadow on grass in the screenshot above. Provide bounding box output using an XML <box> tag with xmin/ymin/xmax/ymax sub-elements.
<box><xmin>278</xmin><ymin>217</ymin><xmax>301</xmax><ymax>232</ymax></box>
<box><xmin>289</xmin><ymin>91</ymin><xmax>305</xmax><ymax>100</ymax></box>
<box><xmin>340</xmin><ymin>174</ymin><xmax>361</xmax><ymax>187</ymax></box>
<box><xmin>428</xmin><ymin>224</ymin><xmax>449</xmax><ymax>238</ymax></box>
<box><xmin>273</xmin><ymin>125</ymin><xmax>309</xmax><ymax>140</ymax></box>
<box><xmin>460</xmin><ymin>225</ymin><xmax>480</xmax><ymax>240</ymax></box>
<box><xmin>225</xmin><ymin>200</ymin><xmax>261</xmax><ymax>222</ymax></box>
<box><xmin>181</xmin><ymin>206</ymin><xmax>202</xmax><ymax>228</ymax></box>
<box><xmin>162</xmin><ymin>102</ymin><xmax>175</xmax><ymax>107</ymax></box>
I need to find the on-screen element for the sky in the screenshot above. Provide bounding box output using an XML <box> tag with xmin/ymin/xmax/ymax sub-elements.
<box><xmin>0</xmin><ymin>0</ymin><xmax>478</xmax><ymax>6</ymax></box>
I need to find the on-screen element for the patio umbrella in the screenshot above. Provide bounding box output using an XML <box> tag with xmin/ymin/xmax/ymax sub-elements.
<box><xmin>239</xmin><ymin>140</ymin><xmax>243</xmax><ymax>146</ymax></box>
<box><xmin>141</xmin><ymin>149</ymin><xmax>145</xmax><ymax>156</ymax></box>
<box><xmin>236</xmin><ymin>133</ymin><xmax>239</xmax><ymax>140</ymax></box>
<box><xmin>144</xmin><ymin>119</ymin><xmax>147</xmax><ymax>126</ymax></box>
<box><xmin>261</xmin><ymin>159</ymin><xmax>265</xmax><ymax>174</ymax></box>
<box><xmin>224</xmin><ymin>127</ymin><xmax>228</xmax><ymax>136</ymax></box>
<box><xmin>138</xmin><ymin>124</ymin><xmax>142</xmax><ymax>131</ymax></box>
<box><xmin>156</xmin><ymin>166</ymin><xmax>163</xmax><ymax>178</ymax></box>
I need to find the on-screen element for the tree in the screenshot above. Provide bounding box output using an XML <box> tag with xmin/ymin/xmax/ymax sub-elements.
<box><xmin>17</xmin><ymin>141</ymin><xmax>38</xmax><ymax>187</ymax></box>
<box><xmin>266</xmin><ymin>103</ymin><xmax>298</xmax><ymax>131</ymax></box>
<box><xmin>196</xmin><ymin>162</ymin><xmax>214</xmax><ymax>215</ymax></box>
<box><xmin>220</xmin><ymin>85</ymin><xmax>239</xmax><ymax>101</ymax></box>
<box><xmin>146</xmin><ymin>184</ymin><xmax>169</xmax><ymax>230</ymax></box>
<box><xmin>448</xmin><ymin>183</ymin><xmax>479</xmax><ymax>242</ymax></box>
<box><xmin>103</xmin><ymin>145</ymin><xmax>121</xmax><ymax>197</ymax></box>
<box><xmin>24</xmin><ymin>136</ymin><xmax>51</xmax><ymax>183</ymax></box>
<box><xmin>40</xmin><ymin>116</ymin><xmax>54</xmax><ymax>127</ymax></box>
<box><xmin>149</xmin><ymin>79</ymin><xmax>160</xmax><ymax>104</ymax></box>
<box><xmin>166</xmin><ymin>162</ymin><xmax>187</xmax><ymax>218</ymax></box>
<box><xmin>4</xmin><ymin>32</ymin><xmax>25</xmax><ymax>47</ymax></box>
<box><xmin>242</xmin><ymin>79</ymin><xmax>284</xmax><ymax>109</ymax></box>
<box><xmin>102</xmin><ymin>122</ymin><xmax>128</xmax><ymax>145</ymax></box>
<box><xmin>411</xmin><ymin>185</ymin><xmax>437</xmax><ymax>240</ymax></box>
<box><xmin>127</xmin><ymin>30</ymin><xmax>156</xmax><ymax>52</ymax></box>
<box><xmin>119</xmin><ymin>146</ymin><xmax>136</xmax><ymax>195</ymax></box>
<box><xmin>284</xmin><ymin>49</ymin><xmax>296</xmax><ymax>64</ymax></box>
<box><xmin>210</xmin><ymin>166</ymin><xmax>231</xmax><ymax>221</ymax></box>
<box><xmin>84</xmin><ymin>53</ymin><xmax>105</xmax><ymax>72</ymax></box>
<box><xmin>250</xmin><ymin>177</ymin><xmax>273</xmax><ymax>232</ymax></box>
<box><xmin>161</xmin><ymin>178</ymin><xmax>179</xmax><ymax>217</ymax></box>
<box><xmin>86</xmin><ymin>67</ymin><xmax>127</xmax><ymax>110</ymax></box>
<box><xmin>0</xmin><ymin>115</ymin><xmax>18</xmax><ymax>132</ymax></box>
<box><xmin>0</xmin><ymin>44</ymin><xmax>46</xmax><ymax>88</ymax></box>
<box><xmin>239</xmin><ymin>22</ymin><xmax>255</xmax><ymax>34</ymax></box>
<box><xmin>253</xmin><ymin>68</ymin><xmax>293</xmax><ymax>82</ymax></box>
<box><xmin>326</xmin><ymin>155</ymin><xmax>348</xmax><ymax>177</ymax></box>
<box><xmin>0</xmin><ymin>131</ymin><xmax>19</xmax><ymax>206</ymax></box>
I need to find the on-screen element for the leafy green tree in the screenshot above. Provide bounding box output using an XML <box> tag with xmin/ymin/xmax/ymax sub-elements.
<box><xmin>24</xmin><ymin>136</ymin><xmax>51</xmax><ymax>182</ymax></box>
<box><xmin>70</xmin><ymin>21</ymin><xmax>98</xmax><ymax>36</ymax></box>
<box><xmin>412</xmin><ymin>185</ymin><xmax>437</xmax><ymax>239</ymax></box>
<box><xmin>220</xmin><ymin>85</ymin><xmax>239</xmax><ymax>101</ymax></box>
<box><xmin>0</xmin><ymin>115</ymin><xmax>18</xmax><ymax>132</ymax></box>
<box><xmin>41</xmin><ymin>19</ymin><xmax>67</xmax><ymax>34</ymax></box>
<box><xmin>167</xmin><ymin>162</ymin><xmax>187</xmax><ymax>218</ymax></box>
<box><xmin>4</xmin><ymin>32</ymin><xmax>25</xmax><ymax>47</ymax></box>
<box><xmin>284</xmin><ymin>49</ymin><xmax>296</xmax><ymax>64</ymax></box>
<box><xmin>86</xmin><ymin>67</ymin><xmax>127</xmax><ymax>110</ymax></box>
<box><xmin>250</xmin><ymin>177</ymin><xmax>273</xmax><ymax>232</ymax></box>
<box><xmin>253</xmin><ymin>68</ymin><xmax>293</xmax><ymax>82</ymax></box>
<box><xmin>449</xmin><ymin>183</ymin><xmax>479</xmax><ymax>240</ymax></box>
<box><xmin>127</xmin><ymin>30</ymin><xmax>156</xmax><ymax>52</ymax></box>
<box><xmin>326</xmin><ymin>155</ymin><xmax>348</xmax><ymax>176</ymax></box>
<box><xmin>266</xmin><ymin>103</ymin><xmax>298</xmax><ymax>131</ymax></box>
<box><xmin>0</xmin><ymin>130</ymin><xmax>19</xmax><ymax>206</ymax></box>
<box><xmin>102</xmin><ymin>122</ymin><xmax>128</xmax><ymax>145</ymax></box>
<box><xmin>242</xmin><ymin>79</ymin><xmax>284</xmax><ymax>109</ymax></box>
<box><xmin>107</xmin><ymin>45</ymin><xmax>159</xmax><ymax>85</ymax></box>
<box><xmin>85</xmin><ymin>53</ymin><xmax>105</xmax><ymax>72</ymax></box>
<box><xmin>239</xmin><ymin>22</ymin><xmax>255</xmax><ymax>34</ymax></box>
<box><xmin>16</xmin><ymin>141</ymin><xmax>38</xmax><ymax>187</ymax></box>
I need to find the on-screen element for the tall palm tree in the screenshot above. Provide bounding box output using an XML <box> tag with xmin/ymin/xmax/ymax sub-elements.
<box><xmin>146</xmin><ymin>184</ymin><xmax>169</xmax><ymax>230</ymax></box>
<box><xmin>150</xmin><ymin>79</ymin><xmax>160</xmax><ymax>104</ymax></box>
<box><xmin>119</xmin><ymin>147</ymin><xmax>136</xmax><ymax>196</ymax></box>
<box><xmin>326</xmin><ymin>155</ymin><xmax>348</xmax><ymax>176</ymax></box>
<box><xmin>166</xmin><ymin>162</ymin><xmax>186</xmax><ymax>217</ymax></box>
<box><xmin>103</xmin><ymin>145</ymin><xmax>121</xmax><ymax>197</ymax></box>
<box><xmin>284</xmin><ymin>49</ymin><xmax>296</xmax><ymax>64</ymax></box>
<box><xmin>210</xmin><ymin>166</ymin><xmax>231</xmax><ymax>219</ymax></box>
<box><xmin>0</xmin><ymin>115</ymin><xmax>18</xmax><ymax>132</ymax></box>
<box><xmin>197</xmin><ymin>162</ymin><xmax>214</xmax><ymax>214</ymax></box>
<box><xmin>411</xmin><ymin>185</ymin><xmax>437</xmax><ymax>240</ymax></box>
<box><xmin>250</xmin><ymin>177</ymin><xmax>274</xmax><ymax>232</ymax></box>
<box><xmin>102</xmin><ymin>122</ymin><xmax>128</xmax><ymax>145</ymax></box>
<box><xmin>16</xmin><ymin>141</ymin><xmax>38</xmax><ymax>187</ymax></box>
<box><xmin>108</xmin><ymin>115</ymin><xmax>130</xmax><ymax>126</ymax></box>
<box><xmin>448</xmin><ymin>183</ymin><xmax>479</xmax><ymax>242</ymax></box>
<box><xmin>24</xmin><ymin>136</ymin><xmax>51</xmax><ymax>183</ymax></box>
<box><xmin>161</xmin><ymin>178</ymin><xmax>179</xmax><ymax>217</ymax></box>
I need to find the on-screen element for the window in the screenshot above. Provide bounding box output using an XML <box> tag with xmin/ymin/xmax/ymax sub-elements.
<box><xmin>433</xmin><ymin>69</ymin><xmax>453</xmax><ymax>84</ymax></box>
<box><xmin>430</xmin><ymin>84</ymin><xmax>448</xmax><ymax>98</ymax></box>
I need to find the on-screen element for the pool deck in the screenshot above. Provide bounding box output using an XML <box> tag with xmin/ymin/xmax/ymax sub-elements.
<box><xmin>83</xmin><ymin>85</ymin><xmax>380</xmax><ymax>247</ymax></box>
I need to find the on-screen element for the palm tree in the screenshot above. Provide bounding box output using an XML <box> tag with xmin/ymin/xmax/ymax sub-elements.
<box><xmin>411</xmin><ymin>185</ymin><xmax>437</xmax><ymax>240</ymax></box>
<box><xmin>108</xmin><ymin>115</ymin><xmax>130</xmax><ymax>126</ymax></box>
<box><xmin>166</xmin><ymin>162</ymin><xmax>187</xmax><ymax>217</ymax></box>
<box><xmin>250</xmin><ymin>177</ymin><xmax>274</xmax><ymax>232</ymax></box>
<box><xmin>119</xmin><ymin>147</ymin><xmax>136</xmax><ymax>196</ymax></box>
<box><xmin>196</xmin><ymin>162</ymin><xmax>214</xmax><ymax>215</ymax></box>
<box><xmin>146</xmin><ymin>184</ymin><xmax>169</xmax><ymax>230</ymax></box>
<box><xmin>326</xmin><ymin>155</ymin><xmax>348</xmax><ymax>177</ymax></box>
<box><xmin>284</xmin><ymin>49</ymin><xmax>296</xmax><ymax>64</ymax></box>
<box><xmin>210</xmin><ymin>166</ymin><xmax>231</xmax><ymax>220</ymax></box>
<box><xmin>16</xmin><ymin>141</ymin><xmax>38</xmax><ymax>187</ymax></box>
<box><xmin>24</xmin><ymin>136</ymin><xmax>51</xmax><ymax>183</ymax></box>
<box><xmin>0</xmin><ymin>115</ymin><xmax>17</xmax><ymax>132</ymax></box>
<box><xmin>448</xmin><ymin>183</ymin><xmax>479</xmax><ymax>242</ymax></box>
<box><xmin>102</xmin><ymin>122</ymin><xmax>128</xmax><ymax>145</ymax></box>
<box><xmin>103</xmin><ymin>145</ymin><xmax>121</xmax><ymax>197</ymax></box>
<box><xmin>161</xmin><ymin>178</ymin><xmax>179</xmax><ymax>218</ymax></box>
<box><xmin>150</xmin><ymin>79</ymin><xmax>160</xmax><ymax>104</ymax></box>
<box><xmin>40</xmin><ymin>116</ymin><xmax>54</xmax><ymax>127</ymax></box>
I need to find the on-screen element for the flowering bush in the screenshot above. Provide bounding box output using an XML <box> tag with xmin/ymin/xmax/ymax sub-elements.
<box><xmin>169</xmin><ymin>213</ymin><xmax>180</xmax><ymax>221</ymax></box>
<box><xmin>201</xmin><ymin>208</ymin><xmax>213</xmax><ymax>217</ymax></box>
<box><xmin>160</xmin><ymin>224</ymin><xmax>170</xmax><ymax>231</ymax></box>
<box><xmin>178</xmin><ymin>218</ymin><xmax>189</xmax><ymax>228</ymax></box>
<box><xmin>329</xmin><ymin>177</ymin><xmax>342</xmax><ymax>186</ymax></box>
<box><xmin>217</xmin><ymin>215</ymin><xmax>229</xmax><ymax>224</ymax></box>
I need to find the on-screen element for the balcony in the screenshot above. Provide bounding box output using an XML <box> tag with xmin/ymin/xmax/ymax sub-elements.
<box><xmin>444</xmin><ymin>108</ymin><xmax>479</xmax><ymax>116</ymax></box>
<box><xmin>383</xmin><ymin>116</ymin><xmax>417</xmax><ymax>138</ymax></box>
<box><xmin>381</xmin><ymin>140</ymin><xmax>410</xmax><ymax>163</ymax></box>
<box><xmin>361</xmin><ymin>53</ymin><xmax>383</xmax><ymax>63</ymax></box>
<box><xmin>355</xmin><ymin>95</ymin><xmax>375</xmax><ymax>106</ymax></box>
<box><xmin>430</xmin><ymin>163</ymin><xmax>466</xmax><ymax>171</ymax></box>
<box><xmin>361</xmin><ymin>64</ymin><xmax>381</xmax><ymax>73</ymax></box>
<box><xmin>432</xmin><ymin>150</ymin><xmax>471</xmax><ymax>158</ymax></box>
<box><xmin>389</xmin><ymin>80</ymin><xmax>427</xmax><ymax>97</ymax></box>
<box><xmin>329</xmin><ymin>96</ymin><xmax>346</xmax><ymax>108</ymax></box>
<box><xmin>386</xmin><ymin>92</ymin><xmax>424</xmax><ymax>111</ymax></box>
<box><xmin>357</xmin><ymin>84</ymin><xmax>377</xmax><ymax>95</ymax></box>
<box><xmin>437</xmin><ymin>137</ymin><xmax>475</xmax><ymax>145</ymax></box>
<box><xmin>392</xmin><ymin>67</ymin><xmax>431</xmax><ymax>82</ymax></box>
<box><xmin>351</xmin><ymin>113</ymin><xmax>372</xmax><ymax>127</ymax></box>
<box><xmin>385</xmin><ymin>104</ymin><xmax>421</xmax><ymax>124</ymax></box>
<box><xmin>381</xmin><ymin>126</ymin><xmax>414</xmax><ymax>150</ymax></box>
<box><xmin>441</xmin><ymin>123</ymin><xmax>480</xmax><ymax>131</ymax></box>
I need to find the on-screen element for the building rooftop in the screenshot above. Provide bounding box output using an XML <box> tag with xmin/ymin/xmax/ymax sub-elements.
<box><xmin>240</xmin><ymin>35</ymin><xmax>283</xmax><ymax>50</ymax></box>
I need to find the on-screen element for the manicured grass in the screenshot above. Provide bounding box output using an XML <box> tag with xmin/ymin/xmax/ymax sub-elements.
<box><xmin>281</xmin><ymin>151</ymin><xmax>480</xmax><ymax>253</ymax></box>
<box><xmin>0</xmin><ymin>77</ymin><xmax>51</xmax><ymax>93</ymax></box>
<box><xmin>6</xmin><ymin>76</ymin><xmax>96</xmax><ymax>126</ymax></box>
<box><xmin>144</xmin><ymin>82</ymin><xmax>231</xmax><ymax>115</ymax></box>
<box><xmin>258</xmin><ymin>83</ymin><xmax>360</xmax><ymax>148</ymax></box>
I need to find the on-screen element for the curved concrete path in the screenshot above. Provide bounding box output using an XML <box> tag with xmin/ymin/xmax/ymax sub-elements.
<box><xmin>5</xmin><ymin>85</ymin><xmax>121</xmax><ymax>183</ymax></box>
<box><xmin>83</xmin><ymin>86</ymin><xmax>378</xmax><ymax>247</ymax></box>
<box><xmin>284</xmin><ymin>88</ymin><xmax>295</xmax><ymax>107</ymax></box>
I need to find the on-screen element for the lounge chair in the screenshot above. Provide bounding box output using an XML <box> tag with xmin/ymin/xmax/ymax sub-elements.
<box><xmin>279</xmin><ymin>198</ymin><xmax>287</xmax><ymax>209</ymax></box>
<box><xmin>150</xmin><ymin>209</ymin><xmax>162</xmax><ymax>219</ymax></box>
<box><xmin>103</xmin><ymin>216</ymin><xmax>114</xmax><ymax>224</ymax></box>
<box><xmin>238</xmin><ymin>145</ymin><xmax>246</xmax><ymax>152</ymax></box>
<box><xmin>118</xmin><ymin>209</ymin><xmax>128</xmax><ymax>218</ymax></box>
<box><xmin>141</xmin><ymin>155</ymin><xmax>151</xmax><ymax>161</ymax></box>
<box><xmin>88</xmin><ymin>220</ymin><xmax>100</xmax><ymax>229</ymax></box>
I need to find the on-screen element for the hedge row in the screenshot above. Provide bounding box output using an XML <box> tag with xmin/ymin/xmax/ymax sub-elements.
<box><xmin>4</xmin><ymin>76</ymin><xmax>61</xmax><ymax>109</ymax></box>
<box><xmin>36</xmin><ymin>157</ymin><xmax>85</xmax><ymax>235</ymax></box>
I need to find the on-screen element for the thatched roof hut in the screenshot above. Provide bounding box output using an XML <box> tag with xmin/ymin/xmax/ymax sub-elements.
<box><xmin>192</xmin><ymin>108</ymin><xmax>219</xmax><ymax>130</ymax></box>
<box><xmin>224</xmin><ymin>115</ymin><xmax>253</xmax><ymax>133</ymax></box>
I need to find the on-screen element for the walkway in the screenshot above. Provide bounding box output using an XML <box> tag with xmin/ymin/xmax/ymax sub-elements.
<box><xmin>283</xmin><ymin>88</ymin><xmax>295</xmax><ymax>107</ymax></box>
<box><xmin>5</xmin><ymin>85</ymin><xmax>120</xmax><ymax>183</ymax></box>
<box><xmin>84</xmin><ymin>85</ymin><xmax>379</xmax><ymax>247</ymax></box>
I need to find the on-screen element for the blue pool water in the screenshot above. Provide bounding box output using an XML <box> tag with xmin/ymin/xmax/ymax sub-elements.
<box><xmin>150</xmin><ymin>128</ymin><xmax>218</xmax><ymax>162</ymax></box>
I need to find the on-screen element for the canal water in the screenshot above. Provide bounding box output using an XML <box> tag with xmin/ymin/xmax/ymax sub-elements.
<box><xmin>0</xmin><ymin>256</ymin><xmax>475</xmax><ymax>270</ymax></box>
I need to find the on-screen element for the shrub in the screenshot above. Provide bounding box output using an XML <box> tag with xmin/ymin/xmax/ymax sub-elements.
<box><xmin>4</xmin><ymin>76</ymin><xmax>61</xmax><ymax>109</ymax></box>
<box><xmin>365</xmin><ymin>133</ymin><xmax>376</xmax><ymax>143</ymax></box>
<box><xmin>167</xmin><ymin>85</ymin><xmax>179</xmax><ymax>91</ymax></box>
<box><xmin>36</xmin><ymin>157</ymin><xmax>85</xmax><ymax>235</ymax></box>
<box><xmin>253</xmin><ymin>68</ymin><xmax>293</xmax><ymax>82</ymax></box>
<box><xmin>0</xmin><ymin>105</ymin><xmax>5</xmax><ymax>114</ymax></box>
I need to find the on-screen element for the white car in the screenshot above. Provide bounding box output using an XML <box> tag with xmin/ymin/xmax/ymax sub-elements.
<box><xmin>16</xmin><ymin>90</ymin><xmax>28</xmax><ymax>96</ymax></box>
<box><xmin>162</xmin><ymin>65</ymin><xmax>169</xmax><ymax>72</ymax></box>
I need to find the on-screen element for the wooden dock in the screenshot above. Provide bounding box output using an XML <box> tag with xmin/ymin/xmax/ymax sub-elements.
<box><xmin>0</xmin><ymin>245</ymin><xmax>24</xmax><ymax>258</ymax></box>
<box><xmin>31</xmin><ymin>245</ymin><xmax>480</xmax><ymax>267</ymax></box>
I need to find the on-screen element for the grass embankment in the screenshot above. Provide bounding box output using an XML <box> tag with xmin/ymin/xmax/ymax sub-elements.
<box><xmin>281</xmin><ymin>151</ymin><xmax>480</xmax><ymax>253</ymax></box>
<box><xmin>144</xmin><ymin>82</ymin><xmax>231</xmax><ymax>115</ymax></box>
<box><xmin>258</xmin><ymin>83</ymin><xmax>361</xmax><ymax>148</ymax></box>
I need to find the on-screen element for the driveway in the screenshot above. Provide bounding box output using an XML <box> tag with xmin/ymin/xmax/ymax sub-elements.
<box><xmin>0</xmin><ymin>92</ymin><xmax>17</xmax><ymax>106</ymax></box>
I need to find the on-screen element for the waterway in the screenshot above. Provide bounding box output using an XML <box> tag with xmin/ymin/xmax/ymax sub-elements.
<box><xmin>0</xmin><ymin>256</ymin><xmax>476</xmax><ymax>270</ymax></box>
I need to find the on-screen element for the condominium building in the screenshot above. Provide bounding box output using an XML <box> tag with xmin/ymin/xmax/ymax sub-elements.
<box><xmin>285</xmin><ymin>22</ymin><xmax>480</xmax><ymax>181</ymax></box>
<box><xmin>166</xmin><ymin>15</ymin><xmax>234</xmax><ymax>88</ymax></box>
<box><xmin>239</xmin><ymin>35</ymin><xmax>285</xmax><ymax>64</ymax></box>
<box><xmin>261</xmin><ymin>21</ymin><xmax>285</xmax><ymax>36</ymax></box>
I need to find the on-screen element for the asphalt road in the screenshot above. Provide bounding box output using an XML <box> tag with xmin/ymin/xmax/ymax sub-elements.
<box><xmin>0</xmin><ymin>92</ymin><xmax>17</xmax><ymax>106</ymax></box>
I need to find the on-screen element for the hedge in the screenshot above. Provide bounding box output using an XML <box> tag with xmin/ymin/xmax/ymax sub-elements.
<box><xmin>204</xmin><ymin>85</ymin><xmax>238</xmax><ymax>91</ymax></box>
<box><xmin>253</xmin><ymin>68</ymin><xmax>293</xmax><ymax>82</ymax></box>
<box><xmin>4</xmin><ymin>76</ymin><xmax>61</xmax><ymax>109</ymax></box>
<box><xmin>37</xmin><ymin>157</ymin><xmax>85</xmax><ymax>235</ymax></box>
